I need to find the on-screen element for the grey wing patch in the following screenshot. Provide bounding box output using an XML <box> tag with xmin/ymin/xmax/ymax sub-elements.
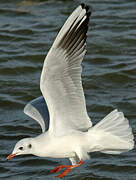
<box><xmin>24</xmin><ymin>96</ymin><xmax>49</xmax><ymax>132</ymax></box>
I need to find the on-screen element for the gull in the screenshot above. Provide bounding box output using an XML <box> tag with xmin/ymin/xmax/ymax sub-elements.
<box><xmin>6</xmin><ymin>4</ymin><xmax>134</xmax><ymax>178</ymax></box>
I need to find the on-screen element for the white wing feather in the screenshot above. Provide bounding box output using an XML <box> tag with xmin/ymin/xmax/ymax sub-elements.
<box><xmin>40</xmin><ymin>5</ymin><xmax>92</xmax><ymax>135</ymax></box>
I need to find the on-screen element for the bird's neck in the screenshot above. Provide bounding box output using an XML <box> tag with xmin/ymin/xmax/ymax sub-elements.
<box><xmin>32</xmin><ymin>132</ymin><xmax>53</xmax><ymax>157</ymax></box>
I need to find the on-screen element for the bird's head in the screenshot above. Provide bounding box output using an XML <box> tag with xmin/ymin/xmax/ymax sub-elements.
<box><xmin>6</xmin><ymin>138</ymin><xmax>34</xmax><ymax>161</ymax></box>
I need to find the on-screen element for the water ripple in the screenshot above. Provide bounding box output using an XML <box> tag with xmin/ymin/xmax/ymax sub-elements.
<box><xmin>0</xmin><ymin>1</ymin><xmax>136</xmax><ymax>179</ymax></box>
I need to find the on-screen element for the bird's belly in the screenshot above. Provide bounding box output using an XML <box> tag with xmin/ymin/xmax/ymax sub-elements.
<box><xmin>35</xmin><ymin>132</ymin><xmax>87</xmax><ymax>159</ymax></box>
<box><xmin>46</xmin><ymin>142</ymin><xmax>75</xmax><ymax>158</ymax></box>
<box><xmin>37</xmin><ymin>135</ymin><xmax>78</xmax><ymax>158</ymax></box>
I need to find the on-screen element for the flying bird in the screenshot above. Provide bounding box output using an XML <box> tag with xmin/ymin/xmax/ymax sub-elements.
<box><xmin>7</xmin><ymin>4</ymin><xmax>134</xmax><ymax>178</ymax></box>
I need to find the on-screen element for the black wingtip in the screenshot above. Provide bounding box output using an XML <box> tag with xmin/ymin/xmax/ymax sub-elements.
<box><xmin>81</xmin><ymin>3</ymin><xmax>85</xmax><ymax>9</ymax></box>
<box><xmin>80</xmin><ymin>3</ymin><xmax>91</xmax><ymax>12</ymax></box>
<box><xmin>87</xmin><ymin>11</ymin><xmax>91</xmax><ymax>18</ymax></box>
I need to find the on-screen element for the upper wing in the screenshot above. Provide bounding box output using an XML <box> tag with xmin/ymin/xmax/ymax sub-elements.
<box><xmin>40</xmin><ymin>4</ymin><xmax>92</xmax><ymax>135</ymax></box>
<box><xmin>24</xmin><ymin>96</ymin><xmax>49</xmax><ymax>133</ymax></box>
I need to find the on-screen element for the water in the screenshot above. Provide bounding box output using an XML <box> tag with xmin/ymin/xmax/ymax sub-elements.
<box><xmin>0</xmin><ymin>0</ymin><xmax>136</xmax><ymax>179</ymax></box>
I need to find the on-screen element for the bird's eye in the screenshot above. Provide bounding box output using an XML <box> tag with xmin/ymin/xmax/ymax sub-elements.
<box><xmin>19</xmin><ymin>147</ymin><xmax>23</xmax><ymax>150</ymax></box>
<box><xmin>28</xmin><ymin>144</ymin><xmax>32</xmax><ymax>149</ymax></box>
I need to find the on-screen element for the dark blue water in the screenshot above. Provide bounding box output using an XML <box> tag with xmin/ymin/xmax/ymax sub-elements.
<box><xmin>0</xmin><ymin>0</ymin><xmax>136</xmax><ymax>179</ymax></box>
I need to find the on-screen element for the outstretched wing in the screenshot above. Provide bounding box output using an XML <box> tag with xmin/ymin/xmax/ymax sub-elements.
<box><xmin>24</xmin><ymin>96</ymin><xmax>49</xmax><ymax>133</ymax></box>
<box><xmin>40</xmin><ymin>4</ymin><xmax>92</xmax><ymax>135</ymax></box>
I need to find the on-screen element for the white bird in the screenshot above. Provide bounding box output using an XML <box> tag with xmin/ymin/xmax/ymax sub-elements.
<box><xmin>7</xmin><ymin>4</ymin><xmax>134</xmax><ymax>178</ymax></box>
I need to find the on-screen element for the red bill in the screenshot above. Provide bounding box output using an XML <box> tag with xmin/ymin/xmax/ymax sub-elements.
<box><xmin>6</xmin><ymin>153</ymin><xmax>16</xmax><ymax>161</ymax></box>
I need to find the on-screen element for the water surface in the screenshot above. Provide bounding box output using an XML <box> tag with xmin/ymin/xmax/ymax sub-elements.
<box><xmin>0</xmin><ymin>0</ymin><xmax>136</xmax><ymax>179</ymax></box>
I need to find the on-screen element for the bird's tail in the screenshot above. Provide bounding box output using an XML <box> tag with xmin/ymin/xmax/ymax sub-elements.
<box><xmin>87</xmin><ymin>109</ymin><xmax>134</xmax><ymax>154</ymax></box>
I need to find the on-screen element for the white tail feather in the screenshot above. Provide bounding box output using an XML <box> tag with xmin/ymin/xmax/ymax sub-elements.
<box><xmin>88</xmin><ymin>109</ymin><xmax>134</xmax><ymax>154</ymax></box>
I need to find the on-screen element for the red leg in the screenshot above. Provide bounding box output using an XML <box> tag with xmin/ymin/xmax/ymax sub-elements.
<box><xmin>50</xmin><ymin>165</ymin><xmax>71</xmax><ymax>173</ymax></box>
<box><xmin>50</xmin><ymin>160</ymin><xmax>83</xmax><ymax>178</ymax></box>
<box><xmin>56</xmin><ymin>168</ymin><xmax>72</xmax><ymax>178</ymax></box>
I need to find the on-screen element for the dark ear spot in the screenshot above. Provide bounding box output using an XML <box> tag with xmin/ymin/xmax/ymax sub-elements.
<box><xmin>28</xmin><ymin>144</ymin><xmax>32</xmax><ymax>149</ymax></box>
<box><xmin>19</xmin><ymin>147</ymin><xmax>23</xmax><ymax>150</ymax></box>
